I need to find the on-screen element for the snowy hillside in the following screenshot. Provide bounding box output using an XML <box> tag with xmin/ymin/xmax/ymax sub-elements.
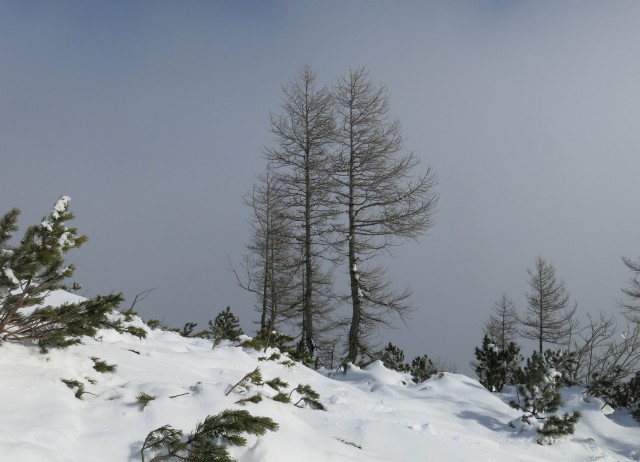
<box><xmin>1</xmin><ymin>291</ymin><xmax>639</xmax><ymax>462</ymax></box>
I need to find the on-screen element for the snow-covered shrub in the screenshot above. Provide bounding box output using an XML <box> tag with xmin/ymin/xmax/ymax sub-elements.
<box><xmin>540</xmin><ymin>349</ymin><xmax>578</xmax><ymax>387</ymax></box>
<box><xmin>0</xmin><ymin>197</ymin><xmax>123</xmax><ymax>351</ymax></box>
<box><xmin>248</xmin><ymin>337</ymin><xmax>311</xmax><ymax>366</ymax></box>
<box><xmin>596</xmin><ymin>371</ymin><xmax>640</xmax><ymax>420</ymax></box>
<box><xmin>510</xmin><ymin>350</ymin><xmax>581</xmax><ymax>443</ymax></box>
<box><xmin>536</xmin><ymin>412</ymin><xmax>581</xmax><ymax>445</ymax></box>
<box><xmin>513</xmin><ymin>350</ymin><xmax>562</xmax><ymax>417</ymax></box>
<box><xmin>239</xmin><ymin>329</ymin><xmax>294</xmax><ymax>355</ymax></box>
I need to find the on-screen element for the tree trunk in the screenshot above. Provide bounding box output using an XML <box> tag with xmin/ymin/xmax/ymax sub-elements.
<box><xmin>304</xmin><ymin>144</ymin><xmax>314</xmax><ymax>356</ymax></box>
<box><xmin>346</xmin><ymin>112</ymin><xmax>360</xmax><ymax>364</ymax></box>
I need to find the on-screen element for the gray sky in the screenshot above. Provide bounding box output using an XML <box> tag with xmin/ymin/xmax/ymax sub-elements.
<box><xmin>2</xmin><ymin>1</ymin><xmax>640</xmax><ymax>374</ymax></box>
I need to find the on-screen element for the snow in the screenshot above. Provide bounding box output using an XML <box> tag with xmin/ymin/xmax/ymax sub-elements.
<box><xmin>40</xmin><ymin>219</ymin><xmax>53</xmax><ymax>232</ymax></box>
<box><xmin>52</xmin><ymin>196</ymin><xmax>70</xmax><ymax>213</ymax></box>
<box><xmin>0</xmin><ymin>290</ymin><xmax>639</xmax><ymax>461</ymax></box>
<box><xmin>41</xmin><ymin>195</ymin><xmax>71</xmax><ymax>231</ymax></box>
<box><xmin>2</xmin><ymin>267</ymin><xmax>20</xmax><ymax>286</ymax></box>
<box><xmin>57</xmin><ymin>231</ymin><xmax>73</xmax><ymax>248</ymax></box>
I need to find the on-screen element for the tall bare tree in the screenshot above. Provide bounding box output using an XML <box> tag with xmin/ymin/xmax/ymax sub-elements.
<box><xmin>263</xmin><ymin>65</ymin><xmax>337</xmax><ymax>357</ymax></box>
<box><xmin>484</xmin><ymin>293</ymin><xmax>519</xmax><ymax>351</ymax></box>
<box><xmin>332</xmin><ymin>67</ymin><xmax>438</xmax><ymax>364</ymax></box>
<box><xmin>520</xmin><ymin>256</ymin><xmax>576</xmax><ymax>353</ymax></box>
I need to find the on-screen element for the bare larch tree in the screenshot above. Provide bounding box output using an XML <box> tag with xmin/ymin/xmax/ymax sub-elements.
<box><xmin>263</xmin><ymin>65</ymin><xmax>337</xmax><ymax>357</ymax></box>
<box><xmin>484</xmin><ymin>292</ymin><xmax>519</xmax><ymax>351</ymax></box>
<box><xmin>332</xmin><ymin>67</ymin><xmax>438</xmax><ymax>364</ymax></box>
<box><xmin>237</xmin><ymin>163</ymin><xmax>301</xmax><ymax>332</ymax></box>
<box><xmin>520</xmin><ymin>256</ymin><xmax>576</xmax><ymax>353</ymax></box>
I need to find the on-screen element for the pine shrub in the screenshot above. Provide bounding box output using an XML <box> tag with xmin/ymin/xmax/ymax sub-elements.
<box><xmin>235</xmin><ymin>394</ymin><xmax>263</xmax><ymax>406</ymax></box>
<box><xmin>540</xmin><ymin>349</ymin><xmax>577</xmax><ymax>387</ymax></box>
<box><xmin>124</xmin><ymin>326</ymin><xmax>148</xmax><ymax>339</ymax></box>
<box><xmin>473</xmin><ymin>335</ymin><xmax>521</xmax><ymax>392</ymax></box>
<box><xmin>61</xmin><ymin>378</ymin><xmax>91</xmax><ymax>400</ymax></box>
<box><xmin>410</xmin><ymin>355</ymin><xmax>438</xmax><ymax>384</ymax></box>
<box><xmin>510</xmin><ymin>350</ymin><xmax>581</xmax><ymax>443</ymax></box>
<box><xmin>208</xmin><ymin>307</ymin><xmax>244</xmax><ymax>346</ymax></box>
<box><xmin>537</xmin><ymin>412</ymin><xmax>581</xmax><ymax>445</ymax></box>
<box><xmin>136</xmin><ymin>392</ymin><xmax>156</xmax><ymax>410</ymax></box>
<box><xmin>596</xmin><ymin>371</ymin><xmax>640</xmax><ymax>420</ymax></box>
<box><xmin>279</xmin><ymin>359</ymin><xmax>295</xmax><ymax>368</ymax></box>
<box><xmin>513</xmin><ymin>350</ymin><xmax>563</xmax><ymax>417</ymax></box>
<box><xmin>272</xmin><ymin>392</ymin><xmax>290</xmax><ymax>403</ymax></box>
<box><xmin>239</xmin><ymin>329</ymin><xmax>293</xmax><ymax>353</ymax></box>
<box><xmin>140</xmin><ymin>409</ymin><xmax>278</xmax><ymax>462</ymax></box>
<box><xmin>0</xmin><ymin>197</ymin><xmax>123</xmax><ymax>350</ymax></box>
<box><xmin>258</xmin><ymin>352</ymin><xmax>281</xmax><ymax>362</ymax></box>
<box><xmin>145</xmin><ymin>319</ymin><xmax>162</xmax><ymax>330</ymax></box>
<box><xmin>290</xmin><ymin>384</ymin><xmax>325</xmax><ymax>410</ymax></box>
<box><xmin>179</xmin><ymin>322</ymin><xmax>198</xmax><ymax>337</ymax></box>
<box><xmin>380</xmin><ymin>342</ymin><xmax>410</xmax><ymax>373</ymax></box>
<box><xmin>265</xmin><ymin>377</ymin><xmax>288</xmax><ymax>392</ymax></box>
<box><xmin>91</xmin><ymin>356</ymin><xmax>117</xmax><ymax>373</ymax></box>
<box><xmin>225</xmin><ymin>367</ymin><xmax>263</xmax><ymax>396</ymax></box>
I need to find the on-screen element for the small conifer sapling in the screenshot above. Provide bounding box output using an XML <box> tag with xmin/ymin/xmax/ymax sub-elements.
<box><xmin>208</xmin><ymin>306</ymin><xmax>244</xmax><ymax>347</ymax></box>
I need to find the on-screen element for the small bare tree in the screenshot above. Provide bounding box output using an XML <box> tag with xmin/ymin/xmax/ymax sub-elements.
<box><xmin>332</xmin><ymin>67</ymin><xmax>438</xmax><ymax>364</ymax></box>
<box><xmin>520</xmin><ymin>256</ymin><xmax>576</xmax><ymax>353</ymax></box>
<box><xmin>484</xmin><ymin>293</ymin><xmax>519</xmax><ymax>350</ymax></box>
<box><xmin>234</xmin><ymin>163</ymin><xmax>301</xmax><ymax>332</ymax></box>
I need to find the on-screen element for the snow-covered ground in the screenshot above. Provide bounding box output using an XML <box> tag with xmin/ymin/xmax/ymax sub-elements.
<box><xmin>1</xmin><ymin>291</ymin><xmax>639</xmax><ymax>462</ymax></box>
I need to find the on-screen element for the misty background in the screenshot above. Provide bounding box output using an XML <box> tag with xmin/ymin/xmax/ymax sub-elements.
<box><xmin>2</xmin><ymin>1</ymin><xmax>640</xmax><ymax>374</ymax></box>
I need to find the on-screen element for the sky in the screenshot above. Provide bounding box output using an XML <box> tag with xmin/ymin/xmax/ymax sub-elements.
<box><xmin>2</xmin><ymin>1</ymin><xmax>640</xmax><ymax>374</ymax></box>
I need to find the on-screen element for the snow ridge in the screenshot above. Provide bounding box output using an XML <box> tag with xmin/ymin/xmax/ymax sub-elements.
<box><xmin>0</xmin><ymin>290</ymin><xmax>638</xmax><ymax>462</ymax></box>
